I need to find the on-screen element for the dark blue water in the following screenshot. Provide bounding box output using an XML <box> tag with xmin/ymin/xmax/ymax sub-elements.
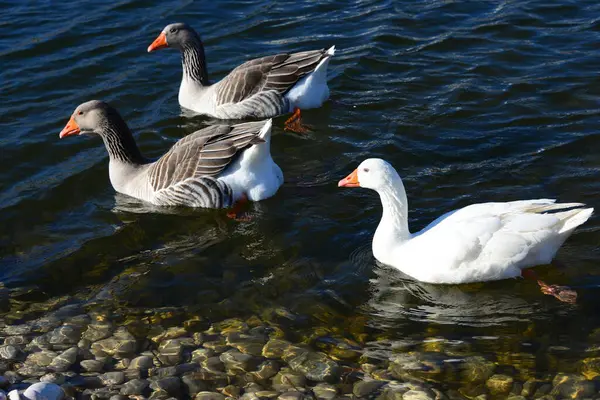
<box><xmin>1</xmin><ymin>0</ymin><xmax>600</xmax><ymax>383</ymax></box>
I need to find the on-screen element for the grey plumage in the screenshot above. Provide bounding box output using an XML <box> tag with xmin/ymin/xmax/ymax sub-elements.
<box><xmin>60</xmin><ymin>101</ymin><xmax>275</xmax><ymax>209</ymax></box>
<box><xmin>149</xmin><ymin>23</ymin><xmax>334</xmax><ymax>119</ymax></box>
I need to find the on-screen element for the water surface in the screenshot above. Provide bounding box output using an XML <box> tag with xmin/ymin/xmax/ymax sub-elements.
<box><xmin>1</xmin><ymin>0</ymin><xmax>600</xmax><ymax>386</ymax></box>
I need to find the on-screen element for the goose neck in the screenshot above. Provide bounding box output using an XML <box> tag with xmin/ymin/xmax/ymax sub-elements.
<box><xmin>181</xmin><ymin>39</ymin><xmax>209</xmax><ymax>87</ymax></box>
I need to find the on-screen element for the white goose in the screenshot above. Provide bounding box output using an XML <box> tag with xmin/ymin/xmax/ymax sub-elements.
<box><xmin>59</xmin><ymin>100</ymin><xmax>283</xmax><ymax>212</ymax></box>
<box><xmin>339</xmin><ymin>158</ymin><xmax>594</xmax><ymax>303</ymax></box>
<box><xmin>147</xmin><ymin>22</ymin><xmax>335</xmax><ymax>133</ymax></box>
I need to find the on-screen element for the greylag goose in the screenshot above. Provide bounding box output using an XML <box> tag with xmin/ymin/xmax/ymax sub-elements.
<box><xmin>339</xmin><ymin>158</ymin><xmax>594</xmax><ymax>303</ymax></box>
<box><xmin>147</xmin><ymin>22</ymin><xmax>335</xmax><ymax>133</ymax></box>
<box><xmin>59</xmin><ymin>100</ymin><xmax>283</xmax><ymax>210</ymax></box>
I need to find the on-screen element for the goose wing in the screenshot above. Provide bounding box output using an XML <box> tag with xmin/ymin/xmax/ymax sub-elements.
<box><xmin>402</xmin><ymin>200</ymin><xmax>589</xmax><ymax>283</ymax></box>
<box><xmin>214</xmin><ymin>49</ymin><xmax>330</xmax><ymax>105</ymax></box>
<box><xmin>147</xmin><ymin>121</ymin><xmax>266</xmax><ymax>208</ymax></box>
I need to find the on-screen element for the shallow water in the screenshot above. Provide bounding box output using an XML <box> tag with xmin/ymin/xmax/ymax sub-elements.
<box><xmin>1</xmin><ymin>0</ymin><xmax>600</xmax><ymax>389</ymax></box>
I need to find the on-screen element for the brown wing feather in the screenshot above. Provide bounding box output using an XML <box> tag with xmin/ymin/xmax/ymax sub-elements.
<box><xmin>215</xmin><ymin>49</ymin><xmax>329</xmax><ymax>105</ymax></box>
<box><xmin>148</xmin><ymin>121</ymin><xmax>266</xmax><ymax>191</ymax></box>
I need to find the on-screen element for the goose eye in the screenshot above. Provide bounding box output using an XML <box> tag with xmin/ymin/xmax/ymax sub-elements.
<box><xmin>77</xmin><ymin>111</ymin><xmax>83</xmax><ymax>116</ymax></box>
<box><xmin>170</xmin><ymin>28</ymin><xmax>177</xmax><ymax>33</ymax></box>
<box><xmin>363</xmin><ymin>168</ymin><xmax>369</xmax><ymax>173</ymax></box>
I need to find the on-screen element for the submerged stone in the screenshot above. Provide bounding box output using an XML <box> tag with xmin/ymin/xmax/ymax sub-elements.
<box><xmin>486</xmin><ymin>374</ymin><xmax>514</xmax><ymax>395</ymax></box>
<box><xmin>287</xmin><ymin>351</ymin><xmax>340</xmax><ymax>382</ymax></box>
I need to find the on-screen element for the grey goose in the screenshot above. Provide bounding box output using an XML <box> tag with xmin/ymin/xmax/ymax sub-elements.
<box><xmin>147</xmin><ymin>22</ymin><xmax>335</xmax><ymax>133</ymax></box>
<box><xmin>59</xmin><ymin>100</ymin><xmax>283</xmax><ymax>209</ymax></box>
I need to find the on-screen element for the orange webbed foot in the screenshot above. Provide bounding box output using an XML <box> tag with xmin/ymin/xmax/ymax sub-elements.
<box><xmin>284</xmin><ymin>108</ymin><xmax>311</xmax><ymax>134</ymax></box>
<box><xmin>226</xmin><ymin>194</ymin><xmax>252</xmax><ymax>221</ymax></box>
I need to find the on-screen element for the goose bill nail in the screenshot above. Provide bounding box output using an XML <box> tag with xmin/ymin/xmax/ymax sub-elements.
<box><xmin>338</xmin><ymin>169</ymin><xmax>360</xmax><ymax>187</ymax></box>
<box><xmin>59</xmin><ymin>116</ymin><xmax>80</xmax><ymax>138</ymax></box>
<box><xmin>148</xmin><ymin>32</ymin><xmax>168</xmax><ymax>52</ymax></box>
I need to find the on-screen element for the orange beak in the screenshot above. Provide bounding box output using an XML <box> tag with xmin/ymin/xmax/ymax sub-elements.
<box><xmin>147</xmin><ymin>32</ymin><xmax>168</xmax><ymax>52</ymax></box>
<box><xmin>338</xmin><ymin>169</ymin><xmax>360</xmax><ymax>187</ymax></box>
<box><xmin>59</xmin><ymin>116</ymin><xmax>80</xmax><ymax>138</ymax></box>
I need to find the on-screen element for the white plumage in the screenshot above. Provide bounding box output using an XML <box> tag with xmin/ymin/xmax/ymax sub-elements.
<box><xmin>339</xmin><ymin>158</ymin><xmax>593</xmax><ymax>284</ymax></box>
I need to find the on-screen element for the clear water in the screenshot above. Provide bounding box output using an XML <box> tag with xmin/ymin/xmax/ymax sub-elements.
<box><xmin>1</xmin><ymin>0</ymin><xmax>600</xmax><ymax>386</ymax></box>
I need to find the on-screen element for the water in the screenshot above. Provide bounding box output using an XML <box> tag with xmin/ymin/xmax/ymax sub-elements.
<box><xmin>1</xmin><ymin>0</ymin><xmax>600</xmax><ymax>387</ymax></box>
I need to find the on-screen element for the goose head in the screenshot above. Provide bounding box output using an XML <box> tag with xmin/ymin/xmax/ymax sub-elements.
<box><xmin>338</xmin><ymin>158</ymin><xmax>398</xmax><ymax>191</ymax></box>
<box><xmin>59</xmin><ymin>100</ymin><xmax>119</xmax><ymax>138</ymax></box>
<box><xmin>147</xmin><ymin>22</ymin><xmax>201</xmax><ymax>52</ymax></box>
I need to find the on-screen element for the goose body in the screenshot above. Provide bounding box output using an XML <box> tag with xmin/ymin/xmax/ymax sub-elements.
<box><xmin>339</xmin><ymin>159</ymin><xmax>593</xmax><ymax>284</ymax></box>
<box><xmin>59</xmin><ymin>100</ymin><xmax>283</xmax><ymax>209</ymax></box>
<box><xmin>148</xmin><ymin>23</ymin><xmax>334</xmax><ymax>119</ymax></box>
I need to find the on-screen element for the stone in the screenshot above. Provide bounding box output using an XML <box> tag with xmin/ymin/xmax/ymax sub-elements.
<box><xmin>312</xmin><ymin>383</ymin><xmax>337</xmax><ymax>400</ymax></box>
<box><xmin>226</xmin><ymin>331</ymin><xmax>268</xmax><ymax>356</ymax></box>
<box><xmin>22</xmin><ymin>382</ymin><xmax>65</xmax><ymax>399</ymax></box>
<box><xmin>80</xmin><ymin>359</ymin><xmax>105</xmax><ymax>372</ymax></box>
<box><xmin>129</xmin><ymin>355</ymin><xmax>154</xmax><ymax>371</ymax></box>
<box><xmin>109</xmin><ymin>396</ymin><xmax>129</xmax><ymax>400</ymax></box>
<box><xmin>182</xmin><ymin>373</ymin><xmax>209</xmax><ymax>397</ymax></box>
<box><xmin>48</xmin><ymin>347</ymin><xmax>78</xmax><ymax>372</ymax></box>
<box><xmin>26</xmin><ymin>350</ymin><xmax>57</xmax><ymax>367</ymax></box>
<box><xmin>278</xmin><ymin>392</ymin><xmax>305</xmax><ymax>400</ymax></box>
<box><xmin>157</xmin><ymin>339</ymin><xmax>185</xmax><ymax>366</ymax></box>
<box><xmin>91</xmin><ymin>335</ymin><xmax>137</xmax><ymax>359</ymax></box>
<box><xmin>47</xmin><ymin>325</ymin><xmax>82</xmax><ymax>348</ymax></box>
<box><xmin>82</xmin><ymin>323</ymin><xmax>114</xmax><ymax>342</ymax></box>
<box><xmin>0</xmin><ymin>345</ymin><xmax>22</xmax><ymax>361</ymax></box>
<box><xmin>287</xmin><ymin>351</ymin><xmax>340</xmax><ymax>382</ymax></box>
<box><xmin>221</xmin><ymin>384</ymin><xmax>241</xmax><ymax>398</ymax></box>
<box><xmin>151</xmin><ymin>326</ymin><xmax>188</xmax><ymax>343</ymax></box>
<box><xmin>219</xmin><ymin>349</ymin><xmax>259</xmax><ymax>374</ymax></box>
<box><xmin>40</xmin><ymin>372</ymin><xmax>66</xmax><ymax>384</ymax></box>
<box><xmin>194</xmin><ymin>392</ymin><xmax>225</xmax><ymax>400</ymax></box>
<box><xmin>99</xmin><ymin>371</ymin><xmax>126</xmax><ymax>386</ymax></box>
<box><xmin>262</xmin><ymin>339</ymin><xmax>293</xmax><ymax>359</ymax></box>
<box><xmin>272</xmin><ymin>368</ymin><xmax>306</xmax><ymax>391</ymax></box>
<box><xmin>5</xmin><ymin>336</ymin><xmax>29</xmax><ymax>346</ymax></box>
<box><xmin>0</xmin><ymin>376</ymin><xmax>8</xmax><ymax>390</ymax></box>
<box><xmin>191</xmin><ymin>348</ymin><xmax>215</xmax><ymax>364</ymax></box>
<box><xmin>461</xmin><ymin>356</ymin><xmax>496</xmax><ymax>383</ymax></box>
<box><xmin>254</xmin><ymin>391</ymin><xmax>279</xmax><ymax>399</ymax></box>
<box><xmin>201</xmin><ymin>357</ymin><xmax>225</xmax><ymax>373</ymax></box>
<box><xmin>353</xmin><ymin>380</ymin><xmax>387</xmax><ymax>397</ymax></box>
<box><xmin>486</xmin><ymin>374</ymin><xmax>514</xmax><ymax>395</ymax></box>
<box><xmin>120</xmin><ymin>378</ymin><xmax>150</xmax><ymax>396</ymax></box>
<box><xmin>402</xmin><ymin>389</ymin><xmax>436</xmax><ymax>400</ymax></box>
<box><xmin>581</xmin><ymin>357</ymin><xmax>600</xmax><ymax>380</ymax></box>
<box><xmin>551</xmin><ymin>373</ymin><xmax>595</xmax><ymax>399</ymax></box>
<box><xmin>388</xmin><ymin>352</ymin><xmax>446</xmax><ymax>382</ymax></box>
<box><xmin>4</xmin><ymin>324</ymin><xmax>32</xmax><ymax>336</ymax></box>
<box><xmin>252</xmin><ymin>360</ymin><xmax>280</xmax><ymax>380</ymax></box>
<box><xmin>149</xmin><ymin>376</ymin><xmax>182</xmax><ymax>397</ymax></box>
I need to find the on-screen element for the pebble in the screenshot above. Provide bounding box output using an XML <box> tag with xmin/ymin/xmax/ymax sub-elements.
<box><xmin>353</xmin><ymin>380</ymin><xmax>387</xmax><ymax>397</ymax></box>
<box><xmin>181</xmin><ymin>373</ymin><xmax>209</xmax><ymax>397</ymax></box>
<box><xmin>272</xmin><ymin>368</ymin><xmax>306</xmax><ymax>391</ymax></box>
<box><xmin>22</xmin><ymin>382</ymin><xmax>65</xmax><ymax>399</ymax></box>
<box><xmin>219</xmin><ymin>349</ymin><xmax>259</xmax><ymax>374</ymax></box>
<box><xmin>48</xmin><ymin>347</ymin><xmax>78</xmax><ymax>372</ymax></box>
<box><xmin>82</xmin><ymin>323</ymin><xmax>114</xmax><ymax>342</ymax></box>
<box><xmin>194</xmin><ymin>392</ymin><xmax>225</xmax><ymax>400</ymax></box>
<box><xmin>312</xmin><ymin>383</ymin><xmax>337</xmax><ymax>400</ymax></box>
<box><xmin>80</xmin><ymin>359</ymin><xmax>105</xmax><ymax>372</ymax></box>
<box><xmin>129</xmin><ymin>355</ymin><xmax>154</xmax><ymax>371</ymax></box>
<box><xmin>0</xmin><ymin>346</ymin><xmax>22</xmax><ymax>361</ymax></box>
<box><xmin>99</xmin><ymin>371</ymin><xmax>126</xmax><ymax>386</ymax></box>
<box><xmin>149</xmin><ymin>376</ymin><xmax>182</xmax><ymax>397</ymax></box>
<box><xmin>120</xmin><ymin>378</ymin><xmax>150</xmax><ymax>396</ymax></box>
<box><xmin>486</xmin><ymin>374</ymin><xmax>514</xmax><ymax>395</ymax></box>
<box><xmin>287</xmin><ymin>351</ymin><xmax>340</xmax><ymax>382</ymax></box>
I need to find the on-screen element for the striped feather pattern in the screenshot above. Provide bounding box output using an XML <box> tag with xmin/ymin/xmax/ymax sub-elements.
<box><xmin>147</xmin><ymin>121</ymin><xmax>267</xmax><ymax>207</ymax></box>
<box><xmin>214</xmin><ymin>49</ymin><xmax>329</xmax><ymax>106</ymax></box>
<box><xmin>153</xmin><ymin>176</ymin><xmax>233</xmax><ymax>208</ymax></box>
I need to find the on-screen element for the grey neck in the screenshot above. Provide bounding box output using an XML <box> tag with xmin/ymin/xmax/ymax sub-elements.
<box><xmin>97</xmin><ymin>119</ymin><xmax>146</xmax><ymax>165</ymax></box>
<box><xmin>181</xmin><ymin>37</ymin><xmax>210</xmax><ymax>86</ymax></box>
